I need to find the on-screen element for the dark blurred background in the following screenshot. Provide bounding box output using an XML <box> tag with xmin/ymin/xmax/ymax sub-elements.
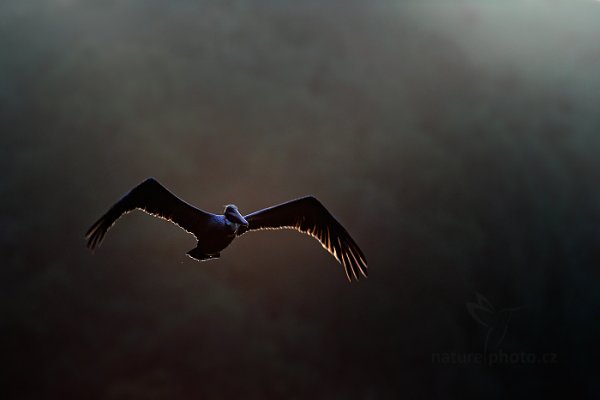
<box><xmin>1</xmin><ymin>0</ymin><xmax>599</xmax><ymax>398</ymax></box>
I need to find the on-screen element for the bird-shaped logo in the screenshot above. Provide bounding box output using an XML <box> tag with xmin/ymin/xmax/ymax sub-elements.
<box><xmin>467</xmin><ymin>293</ymin><xmax>522</xmax><ymax>355</ymax></box>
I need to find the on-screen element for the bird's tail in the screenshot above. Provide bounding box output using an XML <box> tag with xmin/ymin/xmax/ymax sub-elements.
<box><xmin>186</xmin><ymin>247</ymin><xmax>220</xmax><ymax>261</ymax></box>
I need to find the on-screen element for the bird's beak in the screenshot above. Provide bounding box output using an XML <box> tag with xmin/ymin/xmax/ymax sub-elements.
<box><xmin>231</xmin><ymin>209</ymin><xmax>249</xmax><ymax>227</ymax></box>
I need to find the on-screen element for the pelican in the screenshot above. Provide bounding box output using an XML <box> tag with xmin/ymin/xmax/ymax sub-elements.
<box><xmin>85</xmin><ymin>178</ymin><xmax>368</xmax><ymax>281</ymax></box>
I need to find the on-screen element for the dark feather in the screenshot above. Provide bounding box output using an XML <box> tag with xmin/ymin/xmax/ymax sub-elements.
<box><xmin>237</xmin><ymin>196</ymin><xmax>368</xmax><ymax>281</ymax></box>
<box><xmin>85</xmin><ymin>178</ymin><xmax>212</xmax><ymax>249</ymax></box>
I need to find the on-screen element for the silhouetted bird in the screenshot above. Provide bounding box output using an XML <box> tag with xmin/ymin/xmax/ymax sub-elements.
<box><xmin>85</xmin><ymin>178</ymin><xmax>368</xmax><ymax>281</ymax></box>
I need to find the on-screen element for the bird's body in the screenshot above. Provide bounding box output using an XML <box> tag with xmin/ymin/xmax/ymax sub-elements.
<box><xmin>185</xmin><ymin>214</ymin><xmax>235</xmax><ymax>259</ymax></box>
<box><xmin>85</xmin><ymin>178</ymin><xmax>368</xmax><ymax>281</ymax></box>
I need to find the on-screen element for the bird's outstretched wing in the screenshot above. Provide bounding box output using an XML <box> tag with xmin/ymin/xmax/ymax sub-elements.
<box><xmin>85</xmin><ymin>178</ymin><xmax>212</xmax><ymax>250</ymax></box>
<box><xmin>237</xmin><ymin>196</ymin><xmax>367</xmax><ymax>281</ymax></box>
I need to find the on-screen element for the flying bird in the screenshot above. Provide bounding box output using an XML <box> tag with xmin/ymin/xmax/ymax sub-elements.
<box><xmin>85</xmin><ymin>178</ymin><xmax>368</xmax><ymax>281</ymax></box>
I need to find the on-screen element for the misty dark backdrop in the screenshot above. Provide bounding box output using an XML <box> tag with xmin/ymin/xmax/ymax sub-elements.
<box><xmin>2</xmin><ymin>0</ymin><xmax>598</xmax><ymax>398</ymax></box>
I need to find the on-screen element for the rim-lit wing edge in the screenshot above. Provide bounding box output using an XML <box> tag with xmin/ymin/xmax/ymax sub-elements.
<box><xmin>85</xmin><ymin>178</ymin><xmax>212</xmax><ymax>250</ymax></box>
<box><xmin>237</xmin><ymin>196</ymin><xmax>368</xmax><ymax>282</ymax></box>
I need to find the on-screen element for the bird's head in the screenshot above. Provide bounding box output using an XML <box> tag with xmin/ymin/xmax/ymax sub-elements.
<box><xmin>224</xmin><ymin>204</ymin><xmax>249</xmax><ymax>229</ymax></box>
